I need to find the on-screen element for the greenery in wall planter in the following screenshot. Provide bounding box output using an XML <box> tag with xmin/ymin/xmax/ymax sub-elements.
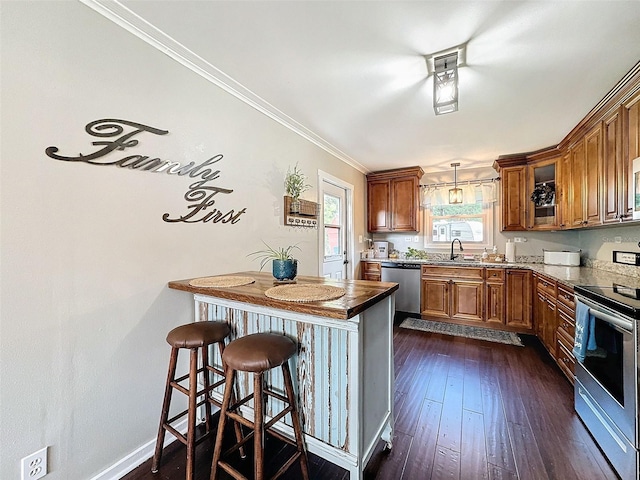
<box><xmin>248</xmin><ymin>242</ymin><xmax>300</xmax><ymax>281</ymax></box>
<box><xmin>285</xmin><ymin>163</ymin><xmax>311</xmax><ymax>214</ymax></box>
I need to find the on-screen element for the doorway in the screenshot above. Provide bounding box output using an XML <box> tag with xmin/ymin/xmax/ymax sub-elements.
<box><xmin>318</xmin><ymin>171</ymin><xmax>354</xmax><ymax>279</ymax></box>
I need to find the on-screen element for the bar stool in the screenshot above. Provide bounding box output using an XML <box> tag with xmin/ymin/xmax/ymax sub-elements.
<box><xmin>152</xmin><ymin>321</ymin><xmax>242</xmax><ymax>480</ymax></box>
<box><xmin>210</xmin><ymin>332</ymin><xmax>310</xmax><ymax>480</ymax></box>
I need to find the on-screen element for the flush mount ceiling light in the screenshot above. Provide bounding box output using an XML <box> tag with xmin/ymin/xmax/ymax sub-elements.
<box><xmin>434</xmin><ymin>53</ymin><xmax>458</xmax><ymax>115</ymax></box>
<box><xmin>449</xmin><ymin>162</ymin><xmax>463</xmax><ymax>204</ymax></box>
<box><xmin>425</xmin><ymin>45</ymin><xmax>466</xmax><ymax>116</ymax></box>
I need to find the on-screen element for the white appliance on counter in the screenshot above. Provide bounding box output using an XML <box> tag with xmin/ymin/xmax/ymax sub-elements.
<box><xmin>373</xmin><ymin>241</ymin><xmax>389</xmax><ymax>259</ymax></box>
<box><xmin>543</xmin><ymin>250</ymin><xmax>580</xmax><ymax>266</ymax></box>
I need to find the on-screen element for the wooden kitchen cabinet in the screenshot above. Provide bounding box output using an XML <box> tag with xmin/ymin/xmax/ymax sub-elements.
<box><xmin>558</xmin><ymin>150</ymin><xmax>571</xmax><ymax>229</ymax></box>
<box><xmin>505</xmin><ymin>269</ymin><xmax>532</xmax><ymax>330</ymax></box>
<box><xmin>499</xmin><ymin>166</ymin><xmax>527</xmax><ymax>231</ymax></box>
<box><xmin>367</xmin><ymin>166</ymin><xmax>423</xmax><ymax>233</ymax></box>
<box><xmin>527</xmin><ymin>157</ymin><xmax>559</xmax><ymax>230</ymax></box>
<box><xmin>451</xmin><ymin>279</ymin><xmax>484</xmax><ymax>322</ymax></box>
<box><xmin>584</xmin><ymin>124</ymin><xmax>603</xmax><ymax>226</ymax></box>
<box><xmin>361</xmin><ymin>260</ymin><xmax>381</xmax><ymax>281</ymax></box>
<box><xmin>533</xmin><ymin>273</ymin><xmax>558</xmax><ymax>358</ymax></box>
<box><xmin>485</xmin><ymin>268</ymin><xmax>505</xmax><ymax>326</ymax></box>
<box><xmin>565</xmin><ymin>124</ymin><xmax>604</xmax><ymax>228</ymax></box>
<box><xmin>568</xmin><ymin>140</ymin><xmax>586</xmax><ymax>228</ymax></box>
<box><xmin>420</xmin><ymin>265</ymin><xmax>533</xmax><ymax>332</ymax></box>
<box><xmin>421</xmin><ymin>266</ymin><xmax>484</xmax><ymax>323</ymax></box>
<box><xmin>556</xmin><ymin>283</ymin><xmax>576</xmax><ymax>383</ymax></box>
<box><xmin>494</xmin><ymin>64</ymin><xmax>640</xmax><ymax>230</ymax></box>
<box><xmin>623</xmin><ymin>89</ymin><xmax>640</xmax><ymax>218</ymax></box>
<box><xmin>494</xmin><ymin>155</ymin><xmax>560</xmax><ymax>232</ymax></box>
<box><xmin>420</xmin><ymin>277</ymin><xmax>451</xmax><ymax>319</ymax></box>
<box><xmin>602</xmin><ymin>108</ymin><xmax>624</xmax><ymax>223</ymax></box>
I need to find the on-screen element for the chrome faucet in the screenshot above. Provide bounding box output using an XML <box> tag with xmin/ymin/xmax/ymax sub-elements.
<box><xmin>450</xmin><ymin>238</ymin><xmax>464</xmax><ymax>260</ymax></box>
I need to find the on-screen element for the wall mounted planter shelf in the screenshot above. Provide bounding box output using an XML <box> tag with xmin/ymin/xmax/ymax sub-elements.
<box><xmin>284</xmin><ymin>196</ymin><xmax>319</xmax><ymax>227</ymax></box>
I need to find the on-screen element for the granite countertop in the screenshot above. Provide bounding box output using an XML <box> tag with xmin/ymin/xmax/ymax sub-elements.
<box><xmin>372</xmin><ymin>258</ymin><xmax>640</xmax><ymax>289</ymax></box>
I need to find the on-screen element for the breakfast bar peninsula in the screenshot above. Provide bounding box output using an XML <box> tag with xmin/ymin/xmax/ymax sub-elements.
<box><xmin>168</xmin><ymin>272</ymin><xmax>398</xmax><ymax>479</ymax></box>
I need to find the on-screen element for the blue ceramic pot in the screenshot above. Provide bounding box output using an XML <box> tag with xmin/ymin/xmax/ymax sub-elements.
<box><xmin>272</xmin><ymin>259</ymin><xmax>297</xmax><ymax>281</ymax></box>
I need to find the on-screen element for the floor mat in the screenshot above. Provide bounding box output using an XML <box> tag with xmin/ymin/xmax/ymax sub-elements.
<box><xmin>400</xmin><ymin>317</ymin><xmax>524</xmax><ymax>346</ymax></box>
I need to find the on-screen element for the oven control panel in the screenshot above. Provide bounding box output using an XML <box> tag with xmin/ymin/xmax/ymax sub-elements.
<box><xmin>613</xmin><ymin>251</ymin><xmax>640</xmax><ymax>266</ymax></box>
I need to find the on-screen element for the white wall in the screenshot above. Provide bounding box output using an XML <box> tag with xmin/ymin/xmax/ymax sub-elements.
<box><xmin>0</xmin><ymin>2</ymin><xmax>365</xmax><ymax>479</ymax></box>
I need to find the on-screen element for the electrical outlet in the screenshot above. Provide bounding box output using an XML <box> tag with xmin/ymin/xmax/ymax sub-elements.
<box><xmin>21</xmin><ymin>447</ymin><xmax>47</xmax><ymax>480</ymax></box>
<box><xmin>405</xmin><ymin>237</ymin><xmax>412</xmax><ymax>242</ymax></box>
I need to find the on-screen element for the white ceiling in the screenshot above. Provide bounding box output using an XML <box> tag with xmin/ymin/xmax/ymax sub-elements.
<box><xmin>117</xmin><ymin>0</ymin><xmax>640</xmax><ymax>174</ymax></box>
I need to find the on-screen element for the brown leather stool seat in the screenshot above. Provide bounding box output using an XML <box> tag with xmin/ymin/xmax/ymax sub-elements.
<box><xmin>222</xmin><ymin>332</ymin><xmax>297</xmax><ymax>372</ymax></box>
<box><xmin>152</xmin><ymin>321</ymin><xmax>242</xmax><ymax>480</ymax></box>
<box><xmin>166</xmin><ymin>321</ymin><xmax>230</xmax><ymax>349</ymax></box>
<box><xmin>210</xmin><ymin>333</ymin><xmax>310</xmax><ymax>480</ymax></box>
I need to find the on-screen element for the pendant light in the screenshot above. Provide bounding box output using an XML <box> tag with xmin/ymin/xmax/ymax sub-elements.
<box><xmin>449</xmin><ymin>162</ymin><xmax>463</xmax><ymax>204</ymax></box>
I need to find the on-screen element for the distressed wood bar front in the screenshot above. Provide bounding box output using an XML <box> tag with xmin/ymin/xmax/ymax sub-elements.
<box><xmin>168</xmin><ymin>272</ymin><xmax>398</xmax><ymax>480</ymax></box>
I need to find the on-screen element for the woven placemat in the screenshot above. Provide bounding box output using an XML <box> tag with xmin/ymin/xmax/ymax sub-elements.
<box><xmin>264</xmin><ymin>284</ymin><xmax>346</xmax><ymax>303</ymax></box>
<box><xmin>189</xmin><ymin>275</ymin><xmax>255</xmax><ymax>288</ymax></box>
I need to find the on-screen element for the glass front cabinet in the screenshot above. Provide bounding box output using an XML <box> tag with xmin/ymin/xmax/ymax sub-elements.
<box><xmin>527</xmin><ymin>157</ymin><xmax>559</xmax><ymax>230</ymax></box>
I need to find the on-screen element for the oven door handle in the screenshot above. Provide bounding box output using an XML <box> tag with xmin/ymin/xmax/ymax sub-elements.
<box><xmin>589</xmin><ymin>307</ymin><xmax>633</xmax><ymax>333</ymax></box>
<box><xmin>576</xmin><ymin>295</ymin><xmax>634</xmax><ymax>333</ymax></box>
<box><xmin>588</xmin><ymin>308</ymin><xmax>633</xmax><ymax>333</ymax></box>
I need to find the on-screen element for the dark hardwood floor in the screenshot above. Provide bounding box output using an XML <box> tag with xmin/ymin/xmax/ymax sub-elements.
<box><xmin>123</xmin><ymin>319</ymin><xmax>618</xmax><ymax>480</ymax></box>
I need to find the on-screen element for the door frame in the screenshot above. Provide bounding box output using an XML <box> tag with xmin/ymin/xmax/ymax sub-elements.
<box><xmin>317</xmin><ymin>170</ymin><xmax>355</xmax><ymax>280</ymax></box>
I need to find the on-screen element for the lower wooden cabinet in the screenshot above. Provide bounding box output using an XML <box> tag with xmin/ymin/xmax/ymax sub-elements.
<box><xmin>556</xmin><ymin>283</ymin><xmax>576</xmax><ymax>383</ymax></box>
<box><xmin>505</xmin><ymin>269</ymin><xmax>532</xmax><ymax>330</ymax></box>
<box><xmin>485</xmin><ymin>269</ymin><xmax>505</xmax><ymax>326</ymax></box>
<box><xmin>361</xmin><ymin>261</ymin><xmax>381</xmax><ymax>281</ymax></box>
<box><xmin>534</xmin><ymin>273</ymin><xmax>558</xmax><ymax>358</ymax></box>
<box><xmin>420</xmin><ymin>266</ymin><xmax>532</xmax><ymax>332</ymax></box>
<box><xmin>416</xmin><ymin>264</ymin><xmax>573</xmax><ymax>383</ymax></box>
<box><xmin>421</xmin><ymin>266</ymin><xmax>484</xmax><ymax>323</ymax></box>
<box><xmin>420</xmin><ymin>277</ymin><xmax>450</xmax><ymax>319</ymax></box>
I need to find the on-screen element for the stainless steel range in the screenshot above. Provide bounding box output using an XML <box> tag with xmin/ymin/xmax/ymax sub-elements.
<box><xmin>573</xmin><ymin>283</ymin><xmax>640</xmax><ymax>480</ymax></box>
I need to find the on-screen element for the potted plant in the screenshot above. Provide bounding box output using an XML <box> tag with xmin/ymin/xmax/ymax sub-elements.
<box><xmin>285</xmin><ymin>163</ymin><xmax>311</xmax><ymax>214</ymax></box>
<box><xmin>248</xmin><ymin>242</ymin><xmax>300</xmax><ymax>281</ymax></box>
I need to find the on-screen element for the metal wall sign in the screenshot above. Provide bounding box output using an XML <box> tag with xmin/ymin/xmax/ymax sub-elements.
<box><xmin>45</xmin><ymin>119</ymin><xmax>247</xmax><ymax>224</ymax></box>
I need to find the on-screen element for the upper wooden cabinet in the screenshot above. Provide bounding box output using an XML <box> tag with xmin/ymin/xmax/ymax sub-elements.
<box><xmin>528</xmin><ymin>158</ymin><xmax>560</xmax><ymax>230</ymax></box>
<box><xmin>584</xmin><ymin>124</ymin><xmax>603</xmax><ymax>226</ymax></box>
<box><xmin>500</xmin><ymin>166</ymin><xmax>527</xmax><ymax>231</ymax></box>
<box><xmin>567</xmin><ymin>124</ymin><xmax>603</xmax><ymax>228</ymax></box>
<box><xmin>623</xmin><ymin>89</ymin><xmax>640</xmax><ymax>218</ymax></box>
<box><xmin>494</xmin><ymin>155</ymin><xmax>560</xmax><ymax>231</ymax></box>
<box><xmin>603</xmin><ymin>107</ymin><xmax>624</xmax><ymax>223</ymax></box>
<box><xmin>367</xmin><ymin>166</ymin><xmax>423</xmax><ymax>232</ymax></box>
<box><xmin>494</xmin><ymin>61</ymin><xmax>640</xmax><ymax>231</ymax></box>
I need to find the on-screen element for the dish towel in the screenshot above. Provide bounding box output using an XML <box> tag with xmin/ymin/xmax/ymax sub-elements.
<box><xmin>573</xmin><ymin>298</ymin><xmax>597</xmax><ymax>363</ymax></box>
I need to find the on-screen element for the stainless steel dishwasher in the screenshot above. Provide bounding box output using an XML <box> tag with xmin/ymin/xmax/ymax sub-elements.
<box><xmin>380</xmin><ymin>262</ymin><xmax>421</xmax><ymax>315</ymax></box>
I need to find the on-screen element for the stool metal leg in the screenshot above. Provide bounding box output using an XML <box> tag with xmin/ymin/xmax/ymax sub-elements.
<box><xmin>282</xmin><ymin>362</ymin><xmax>310</xmax><ymax>480</ymax></box>
<box><xmin>152</xmin><ymin>346</ymin><xmax>179</xmax><ymax>473</ymax></box>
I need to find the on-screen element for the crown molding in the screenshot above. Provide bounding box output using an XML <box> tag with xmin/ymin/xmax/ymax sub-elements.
<box><xmin>79</xmin><ymin>0</ymin><xmax>368</xmax><ymax>174</ymax></box>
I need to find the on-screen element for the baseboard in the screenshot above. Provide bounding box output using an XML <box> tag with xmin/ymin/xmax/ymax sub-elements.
<box><xmin>88</xmin><ymin>419</ymin><xmax>188</xmax><ymax>480</ymax></box>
